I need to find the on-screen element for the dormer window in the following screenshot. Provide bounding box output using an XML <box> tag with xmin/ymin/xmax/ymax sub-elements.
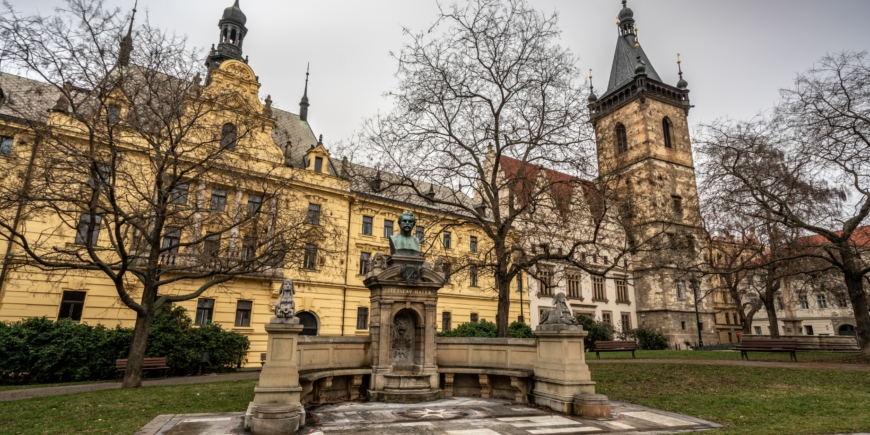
<box><xmin>663</xmin><ymin>117</ymin><xmax>673</xmax><ymax>149</ymax></box>
<box><xmin>616</xmin><ymin>123</ymin><xmax>628</xmax><ymax>154</ymax></box>
<box><xmin>107</xmin><ymin>104</ymin><xmax>121</xmax><ymax>124</ymax></box>
<box><xmin>314</xmin><ymin>157</ymin><xmax>323</xmax><ymax>173</ymax></box>
<box><xmin>0</xmin><ymin>136</ymin><xmax>12</xmax><ymax>157</ymax></box>
<box><xmin>220</xmin><ymin>123</ymin><xmax>237</xmax><ymax>151</ymax></box>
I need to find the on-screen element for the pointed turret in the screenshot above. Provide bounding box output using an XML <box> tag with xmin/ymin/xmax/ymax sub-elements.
<box><xmin>604</xmin><ymin>0</ymin><xmax>662</xmax><ymax>97</ymax></box>
<box><xmin>206</xmin><ymin>0</ymin><xmax>249</xmax><ymax>72</ymax></box>
<box><xmin>117</xmin><ymin>1</ymin><xmax>137</xmax><ymax>68</ymax></box>
<box><xmin>299</xmin><ymin>64</ymin><xmax>310</xmax><ymax>122</ymax></box>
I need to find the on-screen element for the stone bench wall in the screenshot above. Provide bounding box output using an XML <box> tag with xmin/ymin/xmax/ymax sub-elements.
<box><xmin>297</xmin><ymin>337</ymin><xmax>372</xmax><ymax>404</ymax></box>
<box><xmin>434</xmin><ymin>337</ymin><xmax>537</xmax><ymax>402</ymax></box>
<box><xmin>742</xmin><ymin>334</ymin><xmax>859</xmax><ymax>351</ymax></box>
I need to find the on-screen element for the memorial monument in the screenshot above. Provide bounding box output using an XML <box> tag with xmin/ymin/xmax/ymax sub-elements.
<box><xmin>364</xmin><ymin>211</ymin><xmax>447</xmax><ymax>402</ymax></box>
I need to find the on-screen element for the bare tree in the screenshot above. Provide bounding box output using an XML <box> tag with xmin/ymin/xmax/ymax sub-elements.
<box><xmin>696</xmin><ymin>52</ymin><xmax>870</xmax><ymax>355</ymax></box>
<box><xmin>341</xmin><ymin>0</ymin><xmax>647</xmax><ymax>336</ymax></box>
<box><xmin>0</xmin><ymin>0</ymin><xmax>331</xmax><ymax>386</ymax></box>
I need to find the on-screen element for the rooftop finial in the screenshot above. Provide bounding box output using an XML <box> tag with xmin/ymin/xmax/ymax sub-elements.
<box><xmin>117</xmin><ymin>0</ymin><xmax>137</xmax><ymax>67</ymax></box>
<box><xmin>299</xmin><ymin>63</ymin><xmax>311</xmax><ymax>122</ymax></box>
<box><xmin>676</xmin><ymin>53</ymin><xmax>688</xmax><ymax>90</ymax></box>
<box><xmin>587</xmin><ymin>69</ymin><xmax>598</xmax><ymax>103</ymax></box>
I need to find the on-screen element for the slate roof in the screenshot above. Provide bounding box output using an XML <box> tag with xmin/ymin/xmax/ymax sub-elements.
<box><xmin>270</xmin><ymin>106</ymin><xmax>331</xmax><ymax>172</ymax></box>
<box><xmin>603</xmin><ymin>33</ymin><xmax>663</xmax><ymax>98</ymax></box>
<box><xmin>0</xmin><ymin>72</ymin><xmax>61</xmax><ymax>123</ymax></box>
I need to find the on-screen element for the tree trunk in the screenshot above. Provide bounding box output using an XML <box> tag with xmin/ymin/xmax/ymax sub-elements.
<box><xmin>122</xmin><ymin>309</ymin><xmax>156</xmax><ymax>388</ymax></box>
<box><xmin>844</xmin><ymin>273</ymin><xmax>870</xmax><ymax>357</ymax></box>
<box><xmin>761</xmin><ymin>296</ymin><xmax>780</xmax><ymax>338</ymax></box>
<box><xmin>496</xmin><ymin>272</ymin><xmax>510</xmax><ymax>338</ymax></box>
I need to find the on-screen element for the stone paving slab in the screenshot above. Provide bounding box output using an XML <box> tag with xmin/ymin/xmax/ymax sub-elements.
<box><xmin>138</xmin><ymin>397</ymin><xmax>722</xmax><ymax>435</ymax></box>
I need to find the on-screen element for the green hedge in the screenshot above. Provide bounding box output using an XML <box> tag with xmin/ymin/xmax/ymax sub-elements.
<box><xmin>575</xmin><ymin>315</ymin><xmax>614</xmax><ymax>350</ymax></box>
<box><xmin>0</xmin><ymin>306</ymin><xmax>249</xmax><ymax>385</ymax></box>
<box><xmin>437</xmin><ymin>320</ymin><xmax>534</xmax><ymax>339</ymax></box>
<box><xmin>618</xmin><ymin>327</ymin><xmax>669</xmax><ymax>350</ymax></box>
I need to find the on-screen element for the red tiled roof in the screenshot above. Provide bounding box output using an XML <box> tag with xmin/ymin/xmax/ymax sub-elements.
<box><xmin>498</xmin><ymin>156</ymin><xmax>602</xmax><ymax>221</ymax></box>
<box><xmin>794</xmin><ymin>225</ymin><xmax>870</xmax><ymax>249</ymax></box>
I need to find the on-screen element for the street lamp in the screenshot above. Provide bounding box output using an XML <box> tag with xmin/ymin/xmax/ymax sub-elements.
<box><xmin>640</xmin><ymin>313</ymin><xmax>646</xmax><ymax>326</ymax></box>
<box><xmin>691</xmin><ymin>279</ymin><xmax>704</xmax><ymax>348</ymax></box>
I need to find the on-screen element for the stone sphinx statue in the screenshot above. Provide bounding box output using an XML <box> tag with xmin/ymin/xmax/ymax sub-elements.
<box><xmin>540</xmin><ymin>293</ymin><xmax>579</xmax><ymax>326</ymax></box>
<box><xmin>271</xmin><ymin>279</ymin><xmax>299</xmax><ymax>324</ymax></box>
<box><xmin>389</xmin><ymin>211</ymin><xmax>421</xmax><ymax>257</ymax></box>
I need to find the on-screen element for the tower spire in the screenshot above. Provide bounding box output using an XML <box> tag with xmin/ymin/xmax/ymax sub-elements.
<box><xmin>205</xmin><ymin>0</ymin><xmax>248</xmax><ymax>72</ymax></box>
<box><xmin>299</xmin><ymin>63</ymin><xmax>311</xmax><ymax>122</ymax></box>
<box><xmin>118</xmin><ymin>1</ymin><xmax>137</xmax><ymax>67</ymax></box>
<box><xmin>676</xmin><ymin>53</ymin><xmax>689</xmax><ymax>90</ymax></box>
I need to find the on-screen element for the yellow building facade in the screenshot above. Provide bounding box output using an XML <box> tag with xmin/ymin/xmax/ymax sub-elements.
<box><xmin>0</xmin><ymin>3</ymin><xmax>525</xmax><ymax>367</ymax></box>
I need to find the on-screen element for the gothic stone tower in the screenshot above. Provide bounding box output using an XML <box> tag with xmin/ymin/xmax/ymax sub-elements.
<box><xmin>588</xmin><ymin>1</ymin><xmax>716</xmax><ymax>348</ymax></box>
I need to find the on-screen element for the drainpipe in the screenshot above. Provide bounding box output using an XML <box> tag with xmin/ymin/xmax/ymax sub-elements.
<box><xmin>0</xmin><ymin>137</ymin><xmax>40</xmax><ymax>302</ymax></box>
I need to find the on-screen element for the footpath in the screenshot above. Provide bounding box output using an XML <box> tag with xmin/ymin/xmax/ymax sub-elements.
<box><xmin>591</xmin><ymin>358</ymin><xmax>870</xmax><ymax>372</ymax></box>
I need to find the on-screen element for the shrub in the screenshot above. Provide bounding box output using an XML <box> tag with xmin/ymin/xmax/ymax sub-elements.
<box><xmin>574</xmin><ymin>315</ymin><xmax>614</xmax><ymax>350</ymax></box>
<box><xmin>619</xmin><ymin>327</ymin><xmax>669</xmax><ymax>350</ymax></box>
<box><xmin>0</xmin><ymin>306</ymin><xmax>249</xmax><ymax>385</ymax></box>
<box><xmin>437</xmin><ymin>320</ymin><xmax>534</xmax><ymax>339</ymax></box>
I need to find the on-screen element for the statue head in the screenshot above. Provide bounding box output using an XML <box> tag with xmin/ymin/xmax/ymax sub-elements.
<box><xmin>280</xmin><ymin>279</ymin><xmax>296</xmax><ymax>295</ymax></box>
<box><xmin>398</xmin><ymin>211</ymin><xmax>416</xmax><ymax>236</ymax></box>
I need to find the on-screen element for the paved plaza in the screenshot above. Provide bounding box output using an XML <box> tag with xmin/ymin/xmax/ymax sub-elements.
<box><xmin>136</xmin><ymin>397</ymin><xmax>722</xmax><ymax>435</ymax></box>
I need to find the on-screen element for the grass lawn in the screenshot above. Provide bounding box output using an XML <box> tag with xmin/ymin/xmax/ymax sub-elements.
<box><xmin>0</xmin><ymin>380</ymin><xmax>256</xmax><ymax>435</ymax></box>
<box><xmin>593</xmin><ymin>363</ymin><xmax>870</xmax><ymax>435</ymax></box>
<box><xmin>591</xmin><ymin>349</ymin><xmax>868</xmax><ymax>363</ymax></box>
<box><xmin>1</xmin><ymin>363</ymin><xmax>869</xmax><ymax>435</ymax></box>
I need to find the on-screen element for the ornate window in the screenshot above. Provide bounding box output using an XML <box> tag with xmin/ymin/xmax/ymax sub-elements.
<box><xmin>220</xmin><ymin>123</ymin><xmax>237</xmax><ymax>150</ymax></box>
<box><xmin>538</xmin><ymin>266</ymin><xmax>554</xmax><ymax>296</ymax></box>
<box><xmin>616</xmin><ymin>279</ymin><xmax>629</xmax><ymax>303</ymax></box>
<box><xmin>616</xmin><ymin>123</ymin><xmax>628</xmax><ymax>154</ymax></box>
<box><xmin>663</xmin><ymin>117</ymin><xmax>673</xmax><ymax>149</ymax></box>
<box><xmin>816</xmin><ymin>294</ymin><xmax>828</xmax><ymax>309</ymax></box>
<box><xmin>592</xmin><ymin>276</ymin><xmax>607</xmax><ymax>301</ymax></box>
<box><xmin>567</xmin><ymin>273</ymin><xmax>582</xmax><ymax>299</ymax></box>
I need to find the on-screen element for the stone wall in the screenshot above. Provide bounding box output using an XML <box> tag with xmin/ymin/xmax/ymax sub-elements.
<box><xmin>435</xmin><ymin>337</ymin><xmax>536</xmax><ymax>371</ymax></box>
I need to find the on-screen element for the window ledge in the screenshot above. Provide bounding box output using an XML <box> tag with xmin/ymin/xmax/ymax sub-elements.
<box><xmin>233</xmin><ymin>327</ymin><xmax>254</xmax><ymax>334</ymax></box>
<box><xmin>592</xmin><ymin>298</ymin><xmax>609</xmax><ymax>303</ymax></box>
<box><xmin>616</xmin><ymin>299</ymin><xmax>631</xmax><ymax>306</ymax></box>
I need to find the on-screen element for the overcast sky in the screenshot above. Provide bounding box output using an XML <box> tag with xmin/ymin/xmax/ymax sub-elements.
<box><xmin>10</xmin><ymin>0</ymin><xmax>870</xmax><ymax>143</ymax></box>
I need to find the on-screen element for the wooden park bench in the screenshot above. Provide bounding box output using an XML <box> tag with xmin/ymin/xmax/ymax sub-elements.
<box><xmin>594</xmin><ymin>340</ymin><xmax>637</xmax><ymax>359</ymax></box>
<box><xmin>115</xmin><ymin>357</ymin><xmax>170</xmax><ymax>379</ymax></box>
<box><xmin>736</xmin><ymin>339</ymin><xmax>798</xmax><ymax>362</ymax></box>
<box><xmin>261</xmin><ymin>353</ymin><xmax>267</xmax><ymax>367</ymax></box>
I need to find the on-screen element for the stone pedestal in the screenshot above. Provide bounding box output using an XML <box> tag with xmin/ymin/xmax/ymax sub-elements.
<box><xmin>364</xmin><ymin>255</ymin><xmax>445</xmax><ymax>403</ymax></box>
<box><xmin>250</xmin><ymin>321</ymin><xmax>305</xmax><ymax>434</ymax></box>
<box><xmin>573</xmin><ymin>394</ymin><xmax>612</xmax><ymax>419</ymax></box>
<box><xmin>532</xmin><ymin>324</ymin><xmax>597</xmax><ymax>414</ymax></box>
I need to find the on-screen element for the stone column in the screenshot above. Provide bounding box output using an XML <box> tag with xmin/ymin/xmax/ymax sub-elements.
<box><xmin>532</xmin><ymin>325</ymin><xmax>597</xmax><ymax>414</ymax></box>
<box><xmin>250</xmin><ymin>321</ymin><xmax>305</xmax><ymax>434</ymax></box>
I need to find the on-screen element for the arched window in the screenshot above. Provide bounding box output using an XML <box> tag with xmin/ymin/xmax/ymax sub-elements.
<box><xmin>616</xmin><ymin>123</ymin><xmax>628</xmax><ymax>154</ymax></box>
<box><xmin>220</xmin><ymin>123</ymin><xmax>237</xmax><ymax>151</ymax></box>
<box><xmin>297</xmin><ymin>311</ymin><xmax>319</xmax><ymax>336</ymax></box>
<box><xmin>663</xmin><ymin>117</ymin><xmax>673</xmax><ymax>149</ymax></box>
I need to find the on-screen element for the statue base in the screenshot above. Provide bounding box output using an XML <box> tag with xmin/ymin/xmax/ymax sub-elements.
<box><xmin>532</xmin><ymin>325</ymin><xmax>597</xmax><ymax>414</ymax></box>
<box><xmin>250</xmin><ymin>404</ymin><xmax>303</xmax><ymax>435</ymax></box>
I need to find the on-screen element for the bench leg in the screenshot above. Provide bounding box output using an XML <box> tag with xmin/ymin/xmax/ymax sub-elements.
<box><xmin>596</xmin><ymin>351</ymin><xmax>600</xmax><ymax>360</ymax></box>
<box><xmin>791</xmin><ymin>351</ymin><xmax>797</xmax><ymax>362</ymax></box>
<box><xmin>631</xmin><ymin>350</ymin><xmax>635</xmax><ymax>359</ymax></box>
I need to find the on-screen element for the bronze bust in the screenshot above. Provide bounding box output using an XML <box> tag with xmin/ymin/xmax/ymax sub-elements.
<box><xmin>389</xmin><ymin>211</ymin><xmax>421</xmax><ymax>257</ymax></box>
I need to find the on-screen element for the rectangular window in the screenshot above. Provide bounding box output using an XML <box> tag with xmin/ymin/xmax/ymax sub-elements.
<box><xmin>676</xmin><ymin>281</ymin><xmax>685</xmax><ymax>300</ymax></box>
<box><xmin>799</xmin><ymin>295</ymin><xmax>809</xmax><ymax>309</ymax></box>
<box><xmin>169</xmin><ymin>183</ymin><xmax>189</xmax><ymax>205</ymax></box>
<box><xmin>235</xmin><ymin>300</ymin><xmax>252</xmax><ymax>327</ymax></box>
<box><xmin>195</xmin><ymin>298</ymin><xmax>215</xmax><ymax>325</ymax></box>
<box><xmin>241</xmin><ymin>237</ymin><xmax>257</xmax><ymax>261</ymax></box>
<box><xmin>621</xmin><ymin>313</ymin><xmax>631</xmax><ymax>332</ymax></box>
<box><xmin>162</xmin><ymin>226</ymin><xmax>181</xmax><ymax>254</ymax></box>
<box><xmin>539</xmin><ymin>267</ymin><xmax>554</xmax><ymax>296</ymax></box>
<box><xmin>314</xmin><ymin>157</ymin><xmax>323</xmax><ymax>173</ymax></box>
<box><xmin>307</xmin><ymin>203</ymin><xmax>321</xmax><ymax>225</ymax></box>
<box><xmin>210</xmin><ymin>188</ymin><xmax>227</xmax><ymax>212</ymax></box>
<box><xmin>754</xmin><ymin>326</ymin><xmax>762</xmax><ymax>335</ymax></box>
<box><xmin>616</xmin><ymin>279</ymin><xmax>629</xmax><ymax>302</ymax></box>
<box><xmin>602</xmin><ymin>312</ymin><xmax>612</xmax><ymax>326</ymax></box>
<box><xmin>837</xmin><ymin>294</ymin><xmax>849</xmax><ymax>308</ymax></box>
<box><xmin>75</xmin><ymin>214</ymin><xmax>101</xmax><ymax>245</ymax></box>
<box><xmin>383</xmin><ymin>220</ymin><xmax>394</xmax><ymax>238</ymax></box>
<box><xmin>672</xmin><ymin>195</ymin><xmax>683</xmax><ymax>216</ymax></box>
<box><xmin>203</xmin><ymin>232</ymin><xmax>220</xmax><ymax>257</ymax></box>
<box><xmin>247</xmin><ymin>194</ymin><xmax>263</xmax><ymax>217</ymax></box>
<box><xmin>470</xmin><ymin>236</ymin><xmax>478</xmax><ymax>253</ymax></box>
<box><xmin>58</xmin><ymin>291</ymin><xmax>86</xmax><ymax>322</ymax></box>
<box><xmin>725</xmin><ymin>313</ymin><xmax>731</xmax><ymax>325</ymax></box>
<box><xmin>443</xmin><ymin>231</ymin><xmax>452</xmax><ymax>249</ymax></box>
<box><xmin>592</xmin><ymin>276</ymin><xmax>606</xmax><ymax>301</ymax></box>
<box><xmin>682</xmin><ymin>321</ymin><xmax>687</xmax><ymax>330</ymax></box>
<box><xmin>356</xmin><ymin>307</ymin><xmax>369</xmax><ymax>330</ymax></box>
<box><xmin>470</xmin><ymin>265</ymin><xmax>478</xmax><ymax>287</ymax></box>
<box><xmin>0</xmin><ymin>136</ymin><xmax>12</xmax><ymax>157</ymax></box>
<box><xmin>443</xmin><ymin>262</ymin><xmax>452</xmax><ymax>284</ymax></box>
<box><xmin>107</xmin><ymin>104</ymin><xmax>121</xmax><ymax>124</ymax></box>
<box><xmin>805</xmin><ymin>325</ymin><xmax>814</xmax><ymax>336</ymax></box>
<box><xmin>816</xmin><ymin>294</ymin><xmax>827</xmax><ymax>309</ymax></box>
<box><xmin>362</xmin><ymin>216</ymin><xmax>373</xmax><ymax>235</ymax></box>
<box><xmin>516</xmin><ymin>272</ymin><xmax>523</xmax><ymax>293</ymax></box>
<box><xmin>442</xmin><ymin>312</ymin><xmax>452</xmax><ymax>331</ymax></box>
<box><xmin>303</xmin><ymin>244</ymin><xmax>318</xmax><ymax>270</ymax></box>
<box><xmin>470</xmin><ymin>313</ymin><xmax>479</xmax><ymax>323</ymax></box>
<box><xmin>567</xmin><ymin>273</ymin><xmax>581</xmax><ymax>299</ymax></box>
<box><xmin>776</xmin><ymin>297</ymin><xmax>784</xmax><ymax>311</ymax></box>
<box><xmin>416</xmin><ymin>226</ymin><xmax>424</xmax><ymax>243</ymax></box>
<box><xmin>359</xmin><ymin>252</ymin><xmax>371</xmax><ymax>275</ymax></box>
<box><xmin>87</xmin><ymin>163</ymin><xmax>111</xmax><ymax>189</ymax></box>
